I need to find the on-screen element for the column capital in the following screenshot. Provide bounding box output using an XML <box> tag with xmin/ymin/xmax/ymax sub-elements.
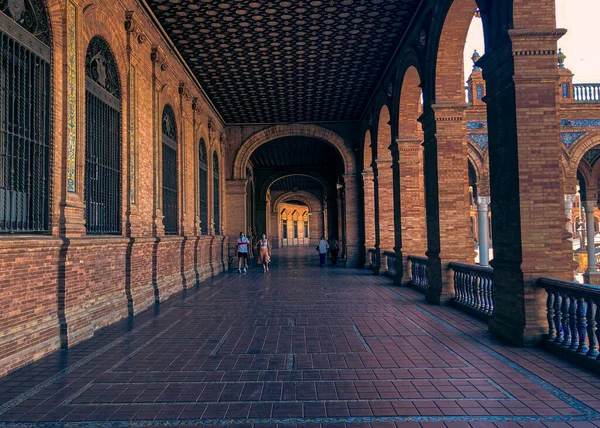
<box><xmin>477</xmin><ymin>196</ymin><xmax>491</xmax><ymax>207</ymax></box>
<box><xmin>584</xmin><ymin>200</ymin><xmax>597</xmax><ymax>211</ymax></box>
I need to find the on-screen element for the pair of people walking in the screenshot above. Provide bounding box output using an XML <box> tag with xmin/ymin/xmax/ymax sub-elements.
<box><xmin>236</xmin><ymin>232</ymin><xmax>271</xmax><ymax>273</ymax></box>
<box><xmin>317</xmin><ymin>236</ymin><xmax>339</xmax><ymax>267</ymax></box>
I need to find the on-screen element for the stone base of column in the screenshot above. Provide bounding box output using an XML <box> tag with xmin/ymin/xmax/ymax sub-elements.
<box><xmin>583</xmin><ymin>270</ymin><xmax>600</xmax><ymax>285</ymax></box>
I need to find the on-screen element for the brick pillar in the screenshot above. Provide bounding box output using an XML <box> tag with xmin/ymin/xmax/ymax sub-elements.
<box><xmin>389</xmin><ymin>141</ymin><xmax>404</xmax><ymax>285</ymax></box>
<box><xmin>421</xmin><ymin>105</ymin><xmax>473</xmax><ymax>305</ymax></box>
<box><xmin>256</xmin><ymin>199</ymin><xmax>268</xmax><ymax>237</ymax></box>
<box><xmin>226</xmin><ymin>179</ymin><xmax>247</xmax><ymax>240</ymax></box>
<box><xmin>362</xmin><ymin>169</ymin><xmax>375</xmax><ymax>263</ymax></box>
<box><xmin>344</xmin><ymin>173</ymin><xmax>361</xmax><ymax>268</ymax></box>
<box><xmin>374</xmin><ymin>159</ymin><xmax>395</xmax><ymax>252</ymax></box>
<box><xmin>398</xmin><ymin>137</ymin><xmax>427</xmax><ymax>280</ymax></box>
<box><xmin>482</xmin><ymin>25</ymin><xmax>576</xmax><ymax>345</ymax></box>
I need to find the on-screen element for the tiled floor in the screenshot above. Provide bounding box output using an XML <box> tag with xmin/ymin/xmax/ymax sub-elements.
<box><xmin>1</xmin><ymin>247</ymin><xmax>600</xmax><ymax>428</ymax></box>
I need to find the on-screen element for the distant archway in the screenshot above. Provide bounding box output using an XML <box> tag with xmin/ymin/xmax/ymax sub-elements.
<box><xmin>233</xmin><ymin>124</ymin><xmax>355</xmax><ymax>179</ymax></box>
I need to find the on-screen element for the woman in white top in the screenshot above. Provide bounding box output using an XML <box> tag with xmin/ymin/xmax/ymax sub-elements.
<box><xmin>257</xmin><ymin>234</ymin><xmax>271</xmax><ymax>272</ymax></box>
<box><xmin>317</xmin><ymin>236</ymin><xmax>329</xmax><ymax>267</ymax></box>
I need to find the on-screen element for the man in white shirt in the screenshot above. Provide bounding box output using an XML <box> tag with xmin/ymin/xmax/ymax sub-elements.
<box><xmin>236</xmin><ymin>231</ymin><xmax>250</xmax><ymax>273</ymax></box>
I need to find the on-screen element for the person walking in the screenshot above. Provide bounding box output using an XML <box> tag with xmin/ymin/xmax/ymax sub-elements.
<box><xmin>236</xmin><ymin>231</ymin><xmax>250</xmax><ymax>273</ymax></box>
<box><xmin>317</xmin><ymin>236</ymin><xmax>329</xmax><ymax>267</ymax></box>
<box><xmin>257</xmin><ymin>233</ymin><xmax>271</xmax><ymax>272</ymax></box>
<box><xmin>328</xmin><ymin>236</ymin><xmax>340</xmax><ymax>266</ymax></box>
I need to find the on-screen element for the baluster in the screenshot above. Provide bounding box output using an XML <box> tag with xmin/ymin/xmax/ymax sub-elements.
<box><xmin>467</xmin><ymin>272</ymin><xmax>474</xmax><ymax>307</ymax></box>
<box><xmin>577</xmin><ymin>297</ymin><xmax>589</xmax><ymax>355</ymax></box>
<box><xmin>589</xmin><ymin>299</ymin><xmax>600</xmax><ymax>359</ymax></box>
<box><xmin>480</xmin><ymin>276</ymin><xmax>488</xmax><ymax>313</ymax></box>
<box><xmin>561</xmin><ymin>293</ymin><xmax>571</xmax><ymax>347</ymax></box>
<box><xmin>487</xmin><ymin>276</ymin><xmax>494</xmax><ymax>314</ymax></box>
<box><xmin>553</xmin><ymin>292</ymin><xmax>564</xmax><ymax>344</ymax></box>
<box><xmin>546</xmin><ymin>290</ymin><xmax>556</xmax><ymax>342</ymax></box>
<box><xmin>475</xmin><ymin>275</ymin><xmax>483</xmax><ymax>312</ymax></box>
<box><xmin>569</xmin><ymin>296</ymin><xmax>579</xmax><ymax>351</ymax></box>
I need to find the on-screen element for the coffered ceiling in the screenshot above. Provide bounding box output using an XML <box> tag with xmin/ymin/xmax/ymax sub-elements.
<box><xmin>146</xmin><ymin>0</ymin><xmax>422</xmax><ymax>124</ymax></box>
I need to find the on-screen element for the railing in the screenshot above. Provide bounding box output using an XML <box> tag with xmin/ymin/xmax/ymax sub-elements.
<box><xmin>383</xmin><ymin>250</ymin><xmax>396</xmax><ymax>278</ymax></box>
<box><xmin>573</xmin><ymin>84</ymin><xmax>600</xmax><ymax>103</ymax></box>
<box><xmin>537</xmin><ymin>278</ymin><xmax>600</xmax><ymax>370</ymax></box>
<box><xmin>367</xmin><ymin>248</ymin><xmax>377</xmax><ymax>269</ymax></box>
<box><xmin>408</xmin><ymin>255</ymin><xmax>429</xmax><ymax>292</ymax></box>
<box><xmin>450</xmin><ymin>262</ymin><xmax>494</xmax><ymax>319</ymax></box>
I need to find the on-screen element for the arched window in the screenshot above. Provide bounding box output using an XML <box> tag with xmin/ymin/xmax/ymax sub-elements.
<box><xmin>199</xmin><ymin>139</ymin><xmax>208</xmax><ymax>235</ymax></box>
<box><xmin>162</xmin><ymin>105</ymin><xmax>178</xmax><ymax>235</ymax></box>
<box><xmin>303</xmin><ymin>212</ymin><xmax>309</xmax><ymax>238</ymax></box>
<box><xmin>84</xmin><ymin>36</ymin><xmax>121</xmax><ymax>234</ymax></box>
<box><xmin>213</xmin><ymin>152</ymin><xmax>220</xmax><ymax>235</ymax></box>
<box><xmin>281</xmin><ymin>209</ymin><xmax>288</xmax><ymax>240</ymax></box>
<box><xmin>0</xmin><ymin>1</ymin><xmax>51</xmax><ymax>233</ymax></box>
<box><xmin>292</xmin><ymin>210</ymin><xmax>299</xmax><ymax>239</ymax></box>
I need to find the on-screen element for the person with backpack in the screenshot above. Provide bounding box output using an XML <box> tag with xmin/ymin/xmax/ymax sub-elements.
<box><xmin>328</xmin><ymin>236</ymin><xmax>340</xmax><ymax>266</ymax></box>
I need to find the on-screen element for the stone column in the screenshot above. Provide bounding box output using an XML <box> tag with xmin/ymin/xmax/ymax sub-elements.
<box><xmin>343</xmin><ymin>173</ymin><xmax>361</xmax><ymax>268</ymax></box>
<box><xmin>481</xmin><ymin>21</ymin><xmax>576</xmax><ymax>345</ymax></box>
<box><xmin>477</xmin><ymin>196</ymin><xmax>491</xmax><ymax>267</ymax></box>
<box><xmin>564</xmin><ymin>194</ymin><xmax>575</xmax><ymax>236</ymax></box>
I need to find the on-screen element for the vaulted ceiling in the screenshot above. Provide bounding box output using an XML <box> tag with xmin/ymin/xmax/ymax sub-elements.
<box><xmin>146</xmin><ymin>0</ymin><xmax>422</xmax><ymax>124</ymax></box>
<box><xmin>270</xmin><ymin>175</ymin><xmax>324</xmax><ymax>192</ymax></box>
<box><xmin>249</xmin><ymin>136</ymin><xmax>344</xmax><ymax>168</ymax></box>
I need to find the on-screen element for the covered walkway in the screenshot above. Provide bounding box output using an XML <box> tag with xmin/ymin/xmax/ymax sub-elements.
<box><xmin>0</xmin><ymin>248</ymin><xmax>599</xmax><ymax>427</ymax></box>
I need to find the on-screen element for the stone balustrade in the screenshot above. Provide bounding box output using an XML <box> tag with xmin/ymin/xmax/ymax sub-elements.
<box><xmin>573</xmin><ymin>84</ymin><xmax>600</xmax><ymax>103</ymax></box>
<box><xmin>367</xmin><ymin>248</ymin><xmax>377</xmax><ymax>270</ymax></box>
<box><xmin>408</xmin><ymin>255</ymin><xmax>429</xmax><ymax>292</ymax></box>
<box><xmin>450</xmin><ymin>262</ymin><xmax>494</xmax><ymax>319</ymax></box>
<box><xmin>383</xmin><ymin>250</ymin><xmax>396</xmax><ymax>278</ymax></box>
<box><xmin>537</xmin><ymin>278</ymin><xmax>600</xmax><ymax>373</ymax></box>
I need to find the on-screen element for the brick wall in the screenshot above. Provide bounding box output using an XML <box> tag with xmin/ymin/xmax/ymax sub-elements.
<box><xmin>0</xmin><ymin>0</ymin><xmax>228</xmax><ymax>377</ymax></box>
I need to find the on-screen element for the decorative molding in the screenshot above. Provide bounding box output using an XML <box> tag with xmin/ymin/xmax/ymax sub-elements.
<box><xmin>561</xmin><ymin>132</ymin><xmax>585</xmax><ymax>148</ymax></box>
<box><xmin>66</xmin><ymin>0</ymin><xmax>77</xmax><ymax>193</ymax></box>
<box><xmin>129</xmin><ymin>65</ymin><xmax>137</xmax><ymax>205</ymax></box>
<box><xmin>467</xmin><ymin>121</ymin><xmax>487</xmax><ymax>130</ymax></box>
<box><xmin>467</xmin><ymin>134</ymin><xmax>488</xmax><ymax>150</ymax></box>
<box><xmin>561</xmin><ymin>119</ymin><xmax>600</xmax><ymax>128</ymax></box>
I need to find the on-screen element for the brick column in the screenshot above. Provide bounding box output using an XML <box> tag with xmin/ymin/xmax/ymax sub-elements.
<box><xmin>398</xmin><ymin>137</ymin><xmax>427</xmax><ymax>280</ymax></box>
<box><xmin>256</xmin><ymin>199</ymin><xmax>268</xmax><ymax>237</ymax></box>
<box><xmin>421</xmin><ymin>105</ymin><xmax>473</xmax><ymax>305</ymax></box>
<box><xmin>482</xmin><ymin>26</ymin><xmax>576</xmax><ymax>345</ymax></box>
<box><xmin>362</xmin><ymin>169</ymin><xmax>375</xmax><ymax>264</ymax></box>
<box><xmin>226</xmin><ymin>179</ymin><xmax>247</xmax><ymax>239</ymax></box>
<box><xmin>344</xmin><ymin>173</ymin><xmax>361</xmax><ymax>268</ymax></box>
<box><xmin>389</xmin><ymin>141</ymin><xmax>403</xmax><ymax>285</ymax></box>
<box><xmin>374</xmin><ymin>159</ymin><xmax>395</xmax><ymax>252</ymax></box>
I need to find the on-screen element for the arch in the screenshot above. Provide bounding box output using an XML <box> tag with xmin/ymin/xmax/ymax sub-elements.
<box><xmin>397</xmin><ymin>64</ymin><xmax>423</xmax><ymax>139</ymax></box>
<box><xmin>272</xmin><ymin>191</ymin><xmax>322</xmax><ymax>214</ymax></box>
<box><xmin>434</xmin><ymin>0</ymin><xmax>480</xmax><ymax>104</ymax></box>
<box><xmin>84</xmin><ymin>35</ymin><xmax>122</xmax><ymax>235</ymax></box>
<box><xmin>375</xmin><ymin>104</ymin><xmax>392</xmax><ymax>160</ymax></box>
<box><xmin>259</xmin><ymin>171</ymin><xmax>328</xmax><ymax>202</ymax></box>
<box><xmin>567</xmin><ymin>132</ymin><xmax>600</xmax><ymax>185</ymax></box>
<box><xmin>233</xmin><ymin>124</ymin><xmax>355</xmax><ymax>179</ymax></box>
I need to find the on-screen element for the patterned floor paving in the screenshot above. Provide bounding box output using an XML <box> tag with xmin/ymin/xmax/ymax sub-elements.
<box><xmin>1</xmin><ymin>247</ymin><xmax>600</xmax><ymax>427</ymax></box>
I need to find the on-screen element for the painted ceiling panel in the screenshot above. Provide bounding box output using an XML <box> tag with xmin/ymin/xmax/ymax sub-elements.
<box><xmin>270</xmin><ymin>175</ymin><xmax>324</xmax><ymax>191</ymax></box>
<box><xmin>146</xmin><ymin>0</ymin><xmax>421</xmax><ymax>123</ymax></box>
